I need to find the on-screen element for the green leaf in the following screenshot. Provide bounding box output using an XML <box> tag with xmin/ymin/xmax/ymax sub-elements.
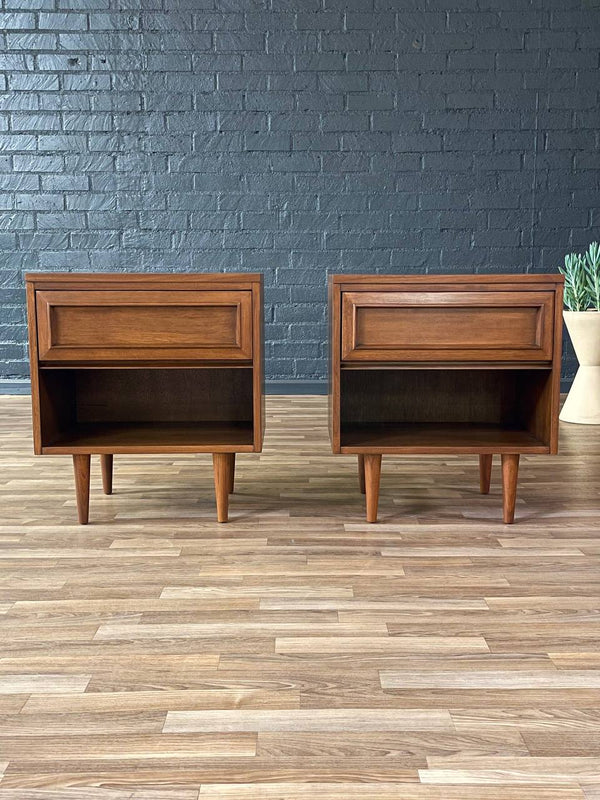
<box><xmin>559</xmin><ymin>251</ymin><xmax>591</xmax><ymax>311</ymax></box>
<box><xmin>584</xmin><ymin>241</ymin><xmax>600</xmax><ymax>311</ymax></box>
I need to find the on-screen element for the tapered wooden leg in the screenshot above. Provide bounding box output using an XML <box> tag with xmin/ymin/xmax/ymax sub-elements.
<box><xmin>213</xmin><ymin>453</ymin><xmax>234</xmax><ymax>523</ymax></box>
<box><xmin>100</xmin><ymin>454</ymin><xmax>113</xmax><ymax>495</ymax></box>
<box><xmin>364</xmin><ymin>454</ymin><xmax>382</xmax><ymax>524</ymax></box>
<box><xmin>73</xmin><ymin>454</ymin><xmax>90</xmax><ymax>525</ymax></box>
<box><xmin>479</xmin><ymin>454</ymin><xmax>492</xmax><ymax>495</ymax></box>
<box><xmin>501</xmin><ymin>453</ymin><xmax>520</xmax><ymax>524</ymax></box>
<box><xmin>358</xmin><ymin>454</ymin><xmax>366</xmax><ymax>494</ymax></box>
<box><xmin>228</xmin><ymin>453</ymin><xmax>235</xmax><ymax>494</ymax></box>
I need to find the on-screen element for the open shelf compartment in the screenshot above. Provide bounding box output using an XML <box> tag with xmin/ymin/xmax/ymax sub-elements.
<box><xmin>339</xmin><ymin>368</ymin><xmax>552</xmax><ymax>454</ymax></box>
<box><xmin>38</xmin><ymin>367</ymin><xmax>255</xmax><ymax>453</ymax></box>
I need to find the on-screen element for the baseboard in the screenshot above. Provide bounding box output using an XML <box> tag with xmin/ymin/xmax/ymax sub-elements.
<box><xmin>266</xmin><ymin>380</ymin><xmax>327</xmax><ymax>395</ymax></box>
<box><xmin>0</xmin><ymin>378</ymin><xmax>573</xmax><ymax>397</ymax></box>
<box><xmin>0</xmin><ymin>380</ymin><xmax>31</xmax><ymax>395</ymax></box>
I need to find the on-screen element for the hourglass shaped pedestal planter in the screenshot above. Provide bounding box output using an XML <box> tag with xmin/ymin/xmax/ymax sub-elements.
<box><xmin>560</xmin><ymin>311</ymin><xmax>600</xmax><ymax>425</ymax></box>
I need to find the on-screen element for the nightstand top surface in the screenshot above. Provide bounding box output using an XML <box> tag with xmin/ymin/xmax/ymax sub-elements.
<box><xmin>329</xmin><ymin>273</ymin><xmax>563</xmax><ymax>285</ymax></box>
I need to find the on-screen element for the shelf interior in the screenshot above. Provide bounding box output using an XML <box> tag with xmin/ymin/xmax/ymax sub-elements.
<box><xmin>341</xmin><ymin>422</ymin><xmax>546</xmax><ymax>453</ymax></box>
<box><xmin>340</xmin><ymin>368</ymin><xmax>552</xmax><ymax>453</ymax></box>
<box><xmin>44</xmin><ymin>421</ymin><xmax>254</xmax><ymax>453</ymax></box>
<box><xmin>39</xmin><ymin>367</ymin><xmax>255</xmax><ymax>452</ymax></box>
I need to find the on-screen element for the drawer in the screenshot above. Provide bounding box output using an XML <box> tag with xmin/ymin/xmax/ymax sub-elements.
<box><xmin>341</xmin><ymin>291</ymin><xmax>554</xmax><ymax>362</ymax></box>
<box><xmin>36</xmin><ymin>290</ymin><xmax>253</xmax><ymax>362</ymax></box>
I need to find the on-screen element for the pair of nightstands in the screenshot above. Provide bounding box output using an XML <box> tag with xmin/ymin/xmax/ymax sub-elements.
<box><xmin>26</xmin><ymin>272</ymin><xmax>564</xmax><ymax>525</ymax></box>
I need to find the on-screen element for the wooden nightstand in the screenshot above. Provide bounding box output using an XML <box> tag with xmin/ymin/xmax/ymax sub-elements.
<box><xmin>26</xmin><ymin>272</ymin><xmax>264</xmax><ymax>524</ymax></box>
<box><xmin>329</xmin><ymin>274</ymin><xmax>564</xmax><ymax>524</ymax></box>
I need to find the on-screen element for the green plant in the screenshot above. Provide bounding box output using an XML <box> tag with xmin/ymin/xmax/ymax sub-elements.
<box><xmin>559</xmin><ymin>242</ymin><xmax>600</xmax><ymax>311</ymax></box>
<box><xmin>584</xmin><ymin>241</ymin><xmax>600</xmax><ymax>311</ymax></box>
<box><xmin>560</xmin><ymin>252</ymin><xmax>590</xmax><ymax>311</ymax></box>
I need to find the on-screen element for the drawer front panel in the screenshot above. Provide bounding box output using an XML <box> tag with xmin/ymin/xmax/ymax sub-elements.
<box><xmin>36</xmin><ymin>290</ymin><xmax>253</xmax><ymax>361</ymax></box>
<box><xmin>341</xmin><ymin>291</ymin><xmax>554</xmax><ymax>362</ymax></box>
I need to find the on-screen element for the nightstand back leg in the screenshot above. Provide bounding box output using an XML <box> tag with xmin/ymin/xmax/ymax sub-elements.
<box><xmin>101</xmin><ymin>454</ymin><xmax>113</xmax><ymax>495</ymax></box>
<box><xmin>358</xmin><ymin>454</ymin><xmax>366</xmax><ymax>494</ymax></box>
<box><xmin>479</xmin><ymin>454</ymin><xmax>493</xmax><ymax>494</ymax></box>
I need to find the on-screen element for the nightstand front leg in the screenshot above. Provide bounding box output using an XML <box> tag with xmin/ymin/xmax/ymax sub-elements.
<box><xmin>73</xmin><ymin>454</ymin><xmax>91</xmax><ymax>525</ymax></box>
<box><xmin>213</xmin><ymin>453</ymin><xmax>234</xmax><ymax>523</ymax></box>
<box><xmin>100</xmin><ymin>454</ymin><xmax>113</xmax><ymax>495</ymax></box>
<box><xmin>358</xmin><ymin>454</ymin><xmax>366</xmax><ymax>494</ymax></box>
<box><xmin>364</xmin><ymin>454</ymin><xmax>382</xmax><ymax>523</ymax></box>
<box><xmin>501</xmin><ymin>453</ymin><xmax>520</xmax><ymax>524</ymax></box>
<box><xmin>479</xmin><ymin>454</ymin><xmax>493</xmax><ymax>494</ymax></box>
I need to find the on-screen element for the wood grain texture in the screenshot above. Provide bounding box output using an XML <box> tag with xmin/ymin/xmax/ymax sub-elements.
<box><xmin>0</xmin><ymin>393</ymin><xmax>597</xmax><ymax>796</ymax></box>
<box><xmin>341</xmin><ymin>290</ymin><xmax>555</xmax><ymax>363</ymax></box>
<box><xmin>34</xmin><ymin>288</ymin><xmax>253</xmax><ymax>363</ymax></box>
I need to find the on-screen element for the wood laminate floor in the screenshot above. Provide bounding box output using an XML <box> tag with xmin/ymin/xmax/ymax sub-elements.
<box><xmin>0</xmin><ymin>394</ymin><xmax>599</xmax><ymax>799</ymax></box>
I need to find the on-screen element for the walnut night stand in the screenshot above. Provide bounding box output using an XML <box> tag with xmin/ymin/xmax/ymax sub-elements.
<box><xmin>329</xmin><ymin>273</ymin><xmax>564</xmax><ymax>524</ymax></box>
<box><xmin>26</xmin><ymin>272</ymin><xmax>264</xmax><ymax>524</ymax></box>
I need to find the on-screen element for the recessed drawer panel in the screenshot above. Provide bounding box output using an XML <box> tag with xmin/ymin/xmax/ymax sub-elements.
<box><xmin>36</xmin><ymin>290</ymin><xmax>252</xmax><ymax>362</ymax></box>
<box><xmin>341</xmin><ymin>291</ymin><xmax>554</xmax><ymax>362</ymax></box>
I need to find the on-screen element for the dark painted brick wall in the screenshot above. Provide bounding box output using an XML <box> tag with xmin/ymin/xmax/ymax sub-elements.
<box><xmin>1</xmin><ymin>0</ymin><xmax>599</xmax><ymax>384</ymax></box>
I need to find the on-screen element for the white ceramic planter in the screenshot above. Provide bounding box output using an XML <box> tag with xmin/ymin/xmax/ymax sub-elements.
<box><xmin>560</xmin><ymin>310</ymin><xmax>600</xmax><ymax>424</ymax></box>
